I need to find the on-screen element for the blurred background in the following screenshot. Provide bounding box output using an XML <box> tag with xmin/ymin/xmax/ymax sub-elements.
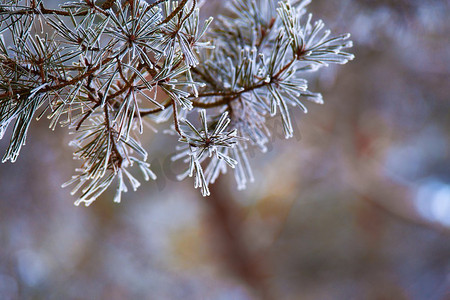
<box><xmin>0</xmin><ymin>0</ymin><xmax>449</xmax><ymax>299</ymax></box>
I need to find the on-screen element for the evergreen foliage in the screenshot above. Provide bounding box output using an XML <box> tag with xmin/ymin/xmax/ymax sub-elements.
<box><xmin>0</xmin><ymin>0</ymin><xmax>353</xmax><ymax>205</ymax></box>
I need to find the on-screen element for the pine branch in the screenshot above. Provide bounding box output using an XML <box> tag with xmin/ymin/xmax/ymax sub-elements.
<box><xmin>0</xmin><ymin>0</ymin><xmax>353</xmax><ymax>203</ymax></box>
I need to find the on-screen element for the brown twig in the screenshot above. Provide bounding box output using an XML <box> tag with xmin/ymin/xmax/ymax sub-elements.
<box><xmin>171</xmin><ymin>99</ymin><xmax>184</xmax><ymax>137</ymax></box>
<box><xmin>160</xmin><ymin>0</ymin><xmax>188</xmax><ymax>25</ymax></box>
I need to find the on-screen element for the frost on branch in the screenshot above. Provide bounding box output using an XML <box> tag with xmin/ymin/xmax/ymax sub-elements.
<box><xmin>0</xmin><ymin>0</ymin><xmax>353</xmax><ymax>204</ymax></box>
<box><xmin>173</xmin><ymin>109</ymin><xmax>242</xmax><ymax>196</ymax></box>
